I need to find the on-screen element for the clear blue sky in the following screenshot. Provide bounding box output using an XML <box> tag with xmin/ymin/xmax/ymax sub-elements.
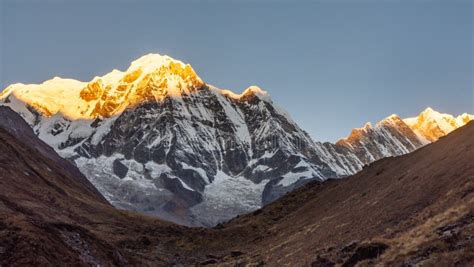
<box><xmin>1</xmin><ymin>0</ymin><xmax>472</xmax><ymax>142</ymax></box>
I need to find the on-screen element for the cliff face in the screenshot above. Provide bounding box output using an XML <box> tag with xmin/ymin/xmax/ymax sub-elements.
<box><xmin>335</xmin><ymin>115</ymin><xmax>425</xmax><ymax>165</ymax></box>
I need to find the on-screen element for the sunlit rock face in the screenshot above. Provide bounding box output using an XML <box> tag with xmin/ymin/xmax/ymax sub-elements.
<box><xmin>79</xmin><ymin>56</ymin><xmax>205</xmax><ymax>119</ymax></box>
<box><xmin>404</xmin><ymin>107</ymin><xmax>474</xmax><ymax>142</ymax></box>
<box><xmin>1</xmin><ymin>54</ymin><xmax>204</xmax><ymax>121</ymax></box>
<box><xmin>80</xmin><ymin>79</ymin><xmax>105</xmax><ymax>102</ymax></box>
<box><xmin>336</xmin><ymin>115</ymin><xmax>425</xmax><ymax>165</ymax></box>
<box><xmin>1</xmin><ymin>54</ymin><xmax>472</xmax><ymax>226</ymax></box>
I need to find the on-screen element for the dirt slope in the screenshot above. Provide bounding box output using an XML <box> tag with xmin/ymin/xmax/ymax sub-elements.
<box><xmin>0</xmin><ymin>107</ymin><xmax>191</xmax><ymax>266</ymax></box>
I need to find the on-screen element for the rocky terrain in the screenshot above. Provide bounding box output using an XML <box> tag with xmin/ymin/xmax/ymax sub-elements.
<box><xmin>0</xmin><ymin>106</ymin><xmax>472</xmax><ymax>266</ymax></box>
<box><xmin>1</xmin><ymin>54</ymin><xmax>472</xmax><ymax>226</ymax></box>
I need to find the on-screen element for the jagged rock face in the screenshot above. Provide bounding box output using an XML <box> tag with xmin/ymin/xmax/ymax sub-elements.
<box><xmin>66</xmin><ymin>84</ymin><xmax>346</xmax><ymax>226</ymax></box>
<box><xmin>336</xmin><ymin>116</ymin><xmax>425</xmax><ymax>165</ymax></box>
<box><xmin>1</xmin><ymin>54</ymin><xmax>472</xmax><ymax>226</ymax></box>
<box><xmin>83</xmin><ymin>62</ymin><xmax>204</xmax><ymax>118</ymax></box>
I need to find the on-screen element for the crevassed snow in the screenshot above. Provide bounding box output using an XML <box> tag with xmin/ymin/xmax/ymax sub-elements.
<box><xmin>76</xmin><ymin>155</ymin><xmax>158</xmax><ymax>201</ymax></box>
<box><xmin>190</xmin><ymin>171</ymin><xmax>269</xmax><ymax>226</ymax></box>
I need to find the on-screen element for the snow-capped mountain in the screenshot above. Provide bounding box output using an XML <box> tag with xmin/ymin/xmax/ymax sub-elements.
<box><xmin>334</xmin><ymin>108</ymin><xmax>473</xmax><ymax>166</ymax></box>
<box><xmin>1</xmin><ymin>54</ymin><xmax>472</xmax><ymax>226</ymax></box>
<box><xmin>336</xmin><ymin>115</ymin><xmax>426</xmax><ymax>165</ymax></box>
<box><xmin>404</xmin><ymin>107</ymin><xmax>474</xmax><ymax>142</ymax></box>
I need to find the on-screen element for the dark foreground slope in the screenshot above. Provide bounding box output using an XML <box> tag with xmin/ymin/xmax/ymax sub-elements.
<box><xmin>0</xmin><ymin>107</ymin><xmax>193</xmax><ymax>266</ymax></box>
<box><xmin>0</xmin><ymin>105</ymin><xmax>473</xmax><ymax>266</ymax></box>
<box><xmin>198</xmin><ymin>121</ymin><xmax>474</xmax><ymax>266</ymax></box>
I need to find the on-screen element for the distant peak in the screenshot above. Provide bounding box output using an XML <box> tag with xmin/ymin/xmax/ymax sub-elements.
<box><xmin>403</xmin><ymin>107</ymin><xmax>474</xmax><ymax>142</ymax></box>
<box><xmin>337</xmin><ymin>107</ymin><xmax>474</xmax><ymax>146</ymax></box>
<box><xmin>417</xmin><ymin>107</ymin><xmax>456</xmax><ymax>123</ymax></box>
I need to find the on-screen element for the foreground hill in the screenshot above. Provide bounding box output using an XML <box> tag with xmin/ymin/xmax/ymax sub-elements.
<box><xmin>0</xmin><ymin>106</ymin><xmax>472</xmax><ymax>266</ymax></box>
<box><xmin>200</xmin><ymin>121</ymin><xmax>474</xmax><ymax>266</ymax></box>
<box><xmin>0</xmin><ymin>107</ymin><xmax>190</xmax><ymax>265</ymax></box>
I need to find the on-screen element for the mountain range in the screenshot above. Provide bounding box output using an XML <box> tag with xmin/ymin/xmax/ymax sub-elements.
<box><xmin>1</xmin><ymin>54</ymin><xmax>472</xmax><ymax>226</ymax></box>
<box><xmin>0</xmin><ymin>105</ymin><xmax>472</xmax><ymax>265</ymax></box>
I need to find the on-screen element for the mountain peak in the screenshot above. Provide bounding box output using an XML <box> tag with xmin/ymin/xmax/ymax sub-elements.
<box><xmin>376</xmin><ymin>114</ymin><xmax>404</xmax><ymax>127</ymax></box>
<box><xmin>403</xmin><ymin>107</ymin><xmax>473</xmax><ymax>142</ymax></box>
<box><xmin>338</xmin><ymin>122</ymin><xmax>372</xmax><ymax>144</ymax></box>
<box><xmin>0</xmin><ymin>53</ymin><xmax>208</xmax><ymax>119</ymax></box>
<box><xmin>218</xmin><ymin>85</ymin><xmax>271</xmax><ymax>102</ymax></box>
<box><xmin>127</xmin><ymin>53</ymin><xmax>183</xmax><ymax>73</ymax></box>
<box><xmin>422</xmin><ymin>106</ymin><xmax>435</xmax><ymax>113</ymax></box>
<box><xmin>0</xmin><ymin>53</ymin><xmax>279</xmax><ymax>121</ymax></box>
<box><xmin>242</xmin><ymin>86</ymin><xmax>271</xmax><ymax>101</ymax></box>
<box><xmin>457</xmin><ymin>113</ymin><xmax>474</xmax><ymax>124</ymax></box>
<box><xmin>337</xmin><ymin>108</ymin><xmax>473</xmax><ymax>163</ymax></box>
<box><xmin>419</xmin><ymin>106</ymin><xmax>445</xmax><ymax>119</ymax></box>
<box><xmin>383</xmin><ymin>114</ymin><xmax>402</xmax><ymax>121</ymax></box>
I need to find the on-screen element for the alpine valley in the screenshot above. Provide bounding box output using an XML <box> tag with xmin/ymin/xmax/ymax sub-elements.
<box><xmin>1</xmin><ymin>54</ymin><xmax>472</xmax><ymax>226</ymax></box>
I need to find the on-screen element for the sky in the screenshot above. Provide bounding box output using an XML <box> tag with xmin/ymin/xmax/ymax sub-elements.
<box><xmin>1</xmin><ymin>0</ymin><xmax>472</xmax><ymax>142</ymax></box>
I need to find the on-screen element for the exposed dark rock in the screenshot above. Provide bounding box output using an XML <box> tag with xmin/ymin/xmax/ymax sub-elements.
<box><xmin>311</xmin><ymin>256</ymin><xmax>335</xmax><ymax>267</ymax></box>
<box><xmin>230</xmin><ymin>251</ymin><xmax>244</xmax><ymax>257</ymax></box>
<box><xmin>161</xmin><ymin>174</ymin><xmax>203</xmax><ymax>206</ymax></box>
<box><xmin>342</xmin><ymin>242</ymin><xmax>389</xmax><ymax>267</ymax></box>
<box><xmin>113</xmin><ymin>159</ymin><xmax>129</xmax><ymax>179</ymax></box>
